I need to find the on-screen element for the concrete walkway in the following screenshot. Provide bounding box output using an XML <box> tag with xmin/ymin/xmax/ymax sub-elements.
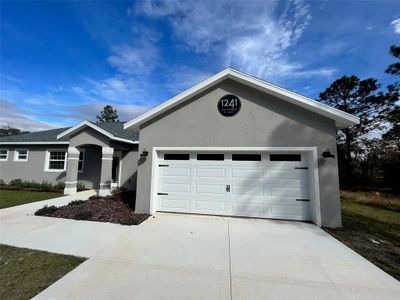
<box><xmin>1</xmin><ymin>195</ymin><xmax>399</xmax><ymax>299</ymax></box>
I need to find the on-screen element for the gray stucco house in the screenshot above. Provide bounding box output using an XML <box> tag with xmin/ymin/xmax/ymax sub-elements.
<box><xmin>0</xmin><ymin>68</ymin><xmax>359</xmax><ymax>228</ymax></box>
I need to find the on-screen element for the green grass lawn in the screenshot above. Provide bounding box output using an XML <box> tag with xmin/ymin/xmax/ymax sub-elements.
<box><xmin>325</xmin><ymin>191</ymin><xmax>400</xmax><ymax>280</ymax></box>
<box><xmin>0</xmin><ymin>190</ymin><xmax>62</xmax><ymax>209</ymax></box>
<box><xmin>0</xmin><ymin>244</ymin><xmax>85</xmax><ymax>300</ymax></box>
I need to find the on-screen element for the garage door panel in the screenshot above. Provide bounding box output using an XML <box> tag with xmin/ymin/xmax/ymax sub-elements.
<box><xmin>195</xmin><ymin>184</ymin><xmax>226</xmax><ymax>195</ymax></box>
<box><xmin>161</xmin><ymin>167</ymin><xmax>191</xmax><ymax>177</ymax></box>
<box><xmin>196</xmin><ymin>168</ymin><xmax>226</xmax><ymax>178</ymax></box>
<box><xmin>270</xmin><ymin>204</ymin><xmax>311</xmax><ymax>219</ymax></box>
<box><xmin>269</xmin><ymin>186</ymin><xmax>309</xmax><ymax>198</ymax></box>
<box><xmin>231</xmin><ymin>168</ymin><xmax>263</xmax><ymax>178</ymax></box>
<box><xmin>160</xmin><ymin>199</ymin><xmax>190</xmax><ymax>210</ymax></box>
<box><xmin>231</xmin><ymin>203</ymin><xmax>264</xmax><ymax>214</ymax></box>
<box><xmin>268</xmin><ymin>169</ymin><xmax>308</xmax><ymax>179</ymax></box>
<box><xmin>231</xmin><ymin>185</ymin><xmax>264</xmax><ymax>196</ymax></box>
<box><xmin>161</xmin><ymin>183</ymin><xmax>190</xmax><ymax>193</ymax></box>
<box><xmin>195</xmin><ymin>200</ymin><xmax>226</xmax><ymax>211</ymax></box>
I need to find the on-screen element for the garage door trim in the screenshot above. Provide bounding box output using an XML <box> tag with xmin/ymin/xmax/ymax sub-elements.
<box><xmin>149</xmin><ymin>147</ymin><xmax>321</xmax><ymax>226</ymax></box>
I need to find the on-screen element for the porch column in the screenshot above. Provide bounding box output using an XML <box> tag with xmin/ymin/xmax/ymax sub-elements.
<box><xmin>99</xmin><ymin>146</ymin><xmax>114</xmax><ymax>196</ymax></box>
<box><xmin>64</xmin><ymin>146</ymin><xmax>80</xmax><ymax>195</ymax></box>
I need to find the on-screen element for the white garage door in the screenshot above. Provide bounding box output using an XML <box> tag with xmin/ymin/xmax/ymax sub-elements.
<box><xmin>157</xmin><ymin>152</ymin><xmax>312</xmax><ymax>221</ymax></box>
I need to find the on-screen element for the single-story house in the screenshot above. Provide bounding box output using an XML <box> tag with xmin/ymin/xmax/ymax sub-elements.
<box><xmin>0</xmin><ymin>68</ymin><xmax>359</xmax><ymax>227</ymax></box>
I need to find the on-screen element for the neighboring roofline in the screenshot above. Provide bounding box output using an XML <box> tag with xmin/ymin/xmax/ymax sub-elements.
<box><xmin>124</xmin><ymin>68</ymin><xmax>360</xmax><ymax>130</ymax></box>
<box><xmin>0</xmin><ymin>141</ymin><xmax>70</xmax><ymax>145</ymax></box>
<box><xmin>57</xmin><ymin>120</ymin><xmax>138</xmax><ymax>144</ymax></box>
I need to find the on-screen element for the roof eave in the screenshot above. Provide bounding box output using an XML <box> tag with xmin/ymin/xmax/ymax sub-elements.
<box><xmin>57</xmin><ymin>120</ymin><xmax>138</xmax><ymax>144</ymax></box>
<box><xmin>124</xmin><ymin>68</ymin><xmax>360</xmax><ymax>131</ymax></box>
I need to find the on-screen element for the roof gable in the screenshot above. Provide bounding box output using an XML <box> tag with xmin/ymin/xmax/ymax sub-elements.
<box><xmin>57</xmin><ymin>121</ymin><xmax>138</xmax><ymax>144</ymax></box>
<box><xmin>124</xmin><ymin>68</ymin><xmax>359</xmax><ymax>130</ymax></box>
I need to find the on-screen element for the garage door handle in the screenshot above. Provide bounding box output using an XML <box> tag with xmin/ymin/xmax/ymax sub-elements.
<box><xmin>295</xmin><ymin>167</ymin><xmax>308</xmax><ymax>170</ymax></box>
<box><xmin>159</xmin><ymin>164</ymin><xmax>169</xmax><ymax>167</ymax></box>
<box><xmin>157</xmin><ymin>193</ymin><xmax>168</xmax><ymax>195</ymax></box>
<box><xmin>296</xmin><ymin>198</ymin><xmax>310</xmax><ymax>202</ymax></box>
<box><xmin>226</xmin><ymin>185</ymin><xmax>230</xmax><ymax>192</ymax></box>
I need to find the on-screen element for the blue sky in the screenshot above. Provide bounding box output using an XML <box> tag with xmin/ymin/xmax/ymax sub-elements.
<box><xmin>1</xmin><ymin>0</ymin><xmax>399</xmax><ymax>131</ymax></box>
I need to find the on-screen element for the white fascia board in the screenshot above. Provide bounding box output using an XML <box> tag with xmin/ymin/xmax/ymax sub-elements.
<box><xmin>57</xmin><ymin>120</ymin><xmax>137</xmax><ymax>144</ymax></box>
<box><xmin>0</xmin><ymin>141</ymin><xmax>69</xmax><ymax>145</ymax></box>
<box><xmin>124</xmin><ymin>68</ymin><xmax>360</xmax><ymax>130</ymax></box>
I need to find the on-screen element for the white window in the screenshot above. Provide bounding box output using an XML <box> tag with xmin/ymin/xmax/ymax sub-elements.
<box><xmin>14</xmin><ymin>149</ymin><xmax>28</xmax><ymax>162</ymax></box>
<box><xmin>45</xmin><ymin>150</ymin><xmax>67</xmax><ymax>171</ymax></box>
<box><xmin>0</xmin><ymin>149</ymin><xmax>8</xmax><ymax>161</ymax></box>
<box><xmin>78</xmin><ymin>150</ymin><xmax>85</xmax><ymax>173</ymax></box>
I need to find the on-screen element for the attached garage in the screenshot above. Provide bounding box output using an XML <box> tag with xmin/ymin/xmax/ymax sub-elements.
<box><xmin>155</xmin><ymin>149</ymin><xmax>317</xmax><ymax>221</ymax></box>
<box><xmin>124</xmin><ymin>68</ymin><xmax>359</xmax><ymax>228</ymax></box>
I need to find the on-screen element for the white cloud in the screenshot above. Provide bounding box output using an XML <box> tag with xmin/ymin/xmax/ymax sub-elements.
<box><xmin>134</xmin><ymin>0</ymin><xmax>331</xmax><ymax>80</ymax></box>
<box><xmin>164</xmin><ymin>66</ymin><xmax>212</xmax><ymax>93</ymax></box>
<box><xmin>0</xmin><ymin>100</ymin><xmax>62</xmax><ymax>131</ymax></box>
<box><xmin>391</xmin><ymin>18</ymin><xmax>400</xmax><ymax>34</ymax></box>
<box><xmin>107</xmin><ymin>27</ymin><xmax>160</xmax><ymax>75</ymax></box>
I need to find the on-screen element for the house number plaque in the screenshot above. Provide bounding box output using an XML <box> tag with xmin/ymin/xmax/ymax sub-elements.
<box><xmin>217</xmin><ymin>94</ymin><xmax>241</xmax><ymax>117</ymax></box>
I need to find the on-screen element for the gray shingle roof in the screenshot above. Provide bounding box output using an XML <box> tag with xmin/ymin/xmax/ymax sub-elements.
<box><xmin>89</xmin><ymin>122</ymin><xmax>139</xmax><ymax>141</ymax></box>
<box><xmin>0</xmin><ymin>122</ymin><xmax>139</xmax><ymax>143</ymax></box>
<box><xmin>0</xmin><ymin>127</ymin><xmax>71</xmax><ymax>143</ymax></box>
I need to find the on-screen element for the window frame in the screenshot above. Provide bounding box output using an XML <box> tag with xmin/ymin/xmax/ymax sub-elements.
<box><xmin>44</xmin><ymin>149</ymin><xmax>68</xmax><ymax>172</ymax></box>
<box><xmin>14</xmin><ymin>149</ymin><xmax>29</xmax><ymax>162</ymax></box>
<box><xmin>0</xmin><ymin>149</ymin><xmax>9</xmax><ymax>161</ymax></box>
<box><xmin>78</xmin><ymin>150</ymin><xmax>85</xmax><ymax>173</ymax></box>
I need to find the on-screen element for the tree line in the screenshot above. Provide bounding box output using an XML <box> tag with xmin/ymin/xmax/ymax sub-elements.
<box><xmin>319</xmin><ymin>45</ymin><xmax>399</xmax><ymax>192</ymax></box>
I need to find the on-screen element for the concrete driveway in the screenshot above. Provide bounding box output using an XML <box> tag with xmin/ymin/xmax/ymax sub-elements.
<box><xmin>1</xmin><ymin>196</ymin><xmax>399</xmax><ymax>299</ymax></box>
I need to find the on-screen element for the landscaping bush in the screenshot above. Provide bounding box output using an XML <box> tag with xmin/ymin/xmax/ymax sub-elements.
<box><xmin>35</xmin><ymin>205</ymin><xmax>58</xmax><ymax>216</ymax></box>
<box><xmin>73</xmin><ymin>210</ymin><xmax>93</xmax><ymax>220</ymax></box>
<box><xmin>88</xmin><ymin>194</ymin><xmax>99</xmax><ymax>200</ymax></box>
<box><xmin>0</xmin><ymin>179</ymin><xmax>5</xmax><ymax>187</ymax></box>
<box><xmin>54</xmin><ymin>182</ymin><xmax>65</xmax><ymax>190</ymax></box>
<box><xmin>68</xmin><ymin>200</ymin><xmax>85</xmax><ymax>206</ymax></box>
<box><xmin>40</xmin><ymin>181</ymin><xmax>53</xmax><ymax>192</ymax></box>
<box><xmin>120</xmin><ymin>217</ymin><xmax>140</xmax><ymax>225</ymax></box>
<box><xmin>9</xmin><ymin>179</ymin><xmax>23</xmax><ymax>188</ymax></box>
<box><xmin>76</xmin><ymin>182</ymin><xmax>86</xmax><ymax>191</ymax></box>
<box><xmin>111</xmin><ymin>187</ymin><xmax>127</xmax><ymax>195</ymax></box>
<box><xmin>1</xmin><ymin>179</ymin><xmax>66</xmax><ymax>192</ymax></box>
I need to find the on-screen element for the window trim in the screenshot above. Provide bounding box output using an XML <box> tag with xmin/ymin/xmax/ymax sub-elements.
<box><xmin>78</xmin><ymin>149</ymin><xmax>85</xmax><ymax>173</ymax></box>
<box><xmin>14</xmin><ymin>149</ymin><xmax>29</xmax><ymax>162</ymax></box>
<box><xmin>0</xmin><ymin>148</ymin><xmax>9</xmax><ymax>161</ymax></box>
<box><xmin>44</xmin><ymin>149</ymin><xmax>68</xmax><ymax>172</ymax></box>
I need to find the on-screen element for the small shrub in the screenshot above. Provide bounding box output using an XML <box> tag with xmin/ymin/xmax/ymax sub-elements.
<box><xmin>88</xmin><ymin>194</ymin><xmax>99</xmax><ymax>200</ymax></box>
<box><xmin>9</xmin><ymin>179</ymin><xmax>23</xmax><ymax>187</ymax></box>
<box><xmin>111</xmin><ymin>187</ymin><xmax>127</xmax><ymax>195</ymax></box>
<box><xmin>120</xmin><ymin>217</ymin><xmax>140</xmax><ymax>225</ymax></box>
<box><xmin>0</xmin><ymin>179</ymin><xmax>5</xmax><ymax>186</ymax></box>
<box><xmin>68</xmin><ymin>200</ymin><xmax>85</xmax><ymax>206</ymax></box>
<box><xmin>76</xmin><ymin>182</ymin><xmax>86</xmax><ymax>191</ymax></box>
<box><xmin>74</xmin><ymin>210</ymin><xmax>93</xmax><ymax>220</ymax></box>
<box><xmin>35</xmin><ymin>205</ymin><xmax>58</xmax><ymax>216</ymax></box>
<box><xmin>54</xmin><ymin>182</ymin><xmax>65</xmax><ymax>190</ymax></box>
<box><xmin>40</xmin><ymin>181</ymin><xmax>53</xmax><ymax>191</ymax></box>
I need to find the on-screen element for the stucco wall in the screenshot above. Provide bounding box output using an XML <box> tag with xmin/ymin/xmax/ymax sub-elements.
<box><xmin>135</xmin><ymin>79</ymin><xmax>342</xmax><ymax>228</ymax></box>
<box><xmin>0</xmin><ymin>145</ymin><xmax>68</xmax><ymax>184</ymax></box>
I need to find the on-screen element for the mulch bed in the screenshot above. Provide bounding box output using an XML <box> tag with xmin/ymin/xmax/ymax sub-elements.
<box><xmin>37</xmin><ymin>193</ymin><xmax>150</xmax><ymax>225</ymax></box>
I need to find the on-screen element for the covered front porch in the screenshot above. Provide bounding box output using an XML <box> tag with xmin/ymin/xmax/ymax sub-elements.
<box><xmin>64</xmin><ymin>145</ymin><xmax>123</xmax><ymax>196</ymax></box>
<box><xmin>55</xmin><ymin>121</ymin><xmax>139</xmax><ymax>196</ymax></box>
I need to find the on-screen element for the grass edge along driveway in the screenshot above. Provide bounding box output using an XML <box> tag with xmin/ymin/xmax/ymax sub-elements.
<box><xmin>0</xmin><ymin>190</ymin><xmax>62</xmax><ymax>209</ymax></box>
<box><xmin>0</xmin><ymin>244</ymin><xmax>85</xmax><ymax>300</ymax></box>
<box><xmin>326</xmin><ymin>191</ymin><xmax>400</xmax><ymax>281</ymax></box>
